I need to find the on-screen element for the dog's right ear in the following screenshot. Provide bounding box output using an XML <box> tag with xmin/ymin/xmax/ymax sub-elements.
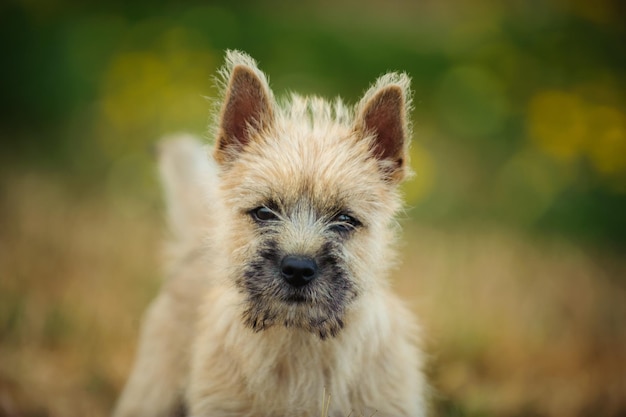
<box><xmin>214</xmin><ymin>52</ymin><xmax>274</xmax><ymax>165</ymax></box>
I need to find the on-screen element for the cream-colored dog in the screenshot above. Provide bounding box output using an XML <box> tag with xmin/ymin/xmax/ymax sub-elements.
<box><xmin>113</xmin><ymin>50</ymin><xmax>427</xmax><ymax>417</ymax></box>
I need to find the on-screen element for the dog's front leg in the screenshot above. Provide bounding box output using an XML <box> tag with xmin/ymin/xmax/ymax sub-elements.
<box><xmin>112</xmin><ymin>292</ymin><xmax>192</xmax><ymax>417</ymax></box>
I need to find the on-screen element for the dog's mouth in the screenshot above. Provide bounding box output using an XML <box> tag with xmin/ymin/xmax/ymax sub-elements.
<box><xmin>283</xmin><ymin>293</ymin><xmax>310</xmax><ymax>304</ymax></box>
<box><xmin>241</xmin><ymin>279</ymin><xmax>350</xmax><ymax>339</ymax></box>
<box><xmin>280</xmin><ymin>286</ymin><xmax>314</xmax><ymax>304</ymax></box>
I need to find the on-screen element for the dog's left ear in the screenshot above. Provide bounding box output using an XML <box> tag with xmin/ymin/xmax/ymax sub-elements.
<box><xmin>214</xmin><ymin>51</ymin><xmax>274</xmax><ymax>165</ymax></box>
<box><xmin>355</xmin><ymin>73</ymin><xmax>412</xmax><ymax>184</ymax></box>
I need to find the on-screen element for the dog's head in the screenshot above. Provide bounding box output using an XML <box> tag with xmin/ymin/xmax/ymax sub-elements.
<box><xmin>212</xmin><ymin>51</ymin><xmax>412</xmax><ymax>339</ymax></box>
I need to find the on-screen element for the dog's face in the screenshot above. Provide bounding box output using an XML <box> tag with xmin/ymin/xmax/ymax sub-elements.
<box><xmin>213</xmin><ymin>51</ymin><xmax>412</xmax><ymax>338</ymax></box>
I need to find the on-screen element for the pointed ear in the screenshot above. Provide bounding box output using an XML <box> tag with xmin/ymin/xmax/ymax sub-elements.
<box><xmin>355</xmin><ymin>73</ymin><xmax>412</xmax><ymax>183</ymax></box>
<box><xmin>214</xmin><ymin>53</ymin><xmax>274</xmax><ymax>165</ymax></box>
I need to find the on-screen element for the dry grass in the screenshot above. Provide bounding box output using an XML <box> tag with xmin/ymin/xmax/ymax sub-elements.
<box><xmin>400</xmin><ymin>225</ymin><xmax>626</xmax><ymax>416</ymax></box>
<box><xmin>0</xmin><ymin>170</ymin><xmax>624</xmax><ymax>416</ymax></box>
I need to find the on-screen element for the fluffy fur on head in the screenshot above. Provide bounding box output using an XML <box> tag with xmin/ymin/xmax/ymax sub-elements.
<box><xmin>214</xmin><ymin>50</ymin><xmax>412</xmax><ymax>178</ymax></box>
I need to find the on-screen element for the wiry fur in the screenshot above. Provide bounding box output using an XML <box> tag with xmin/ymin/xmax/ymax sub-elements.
<box><xmin>113</xmin><ymin>50</ymin><xmax>427</xmax><ymax>417</ymax></box>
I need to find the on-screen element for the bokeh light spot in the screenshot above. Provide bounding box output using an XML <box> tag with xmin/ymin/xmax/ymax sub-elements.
<box><xmin>403</xmin><ymin>142</ymin><xmax>435</xmax><ymax>206</ymax></box>
<box><xmin>527</xmin><ymin>91</ymin><xmax>587</xmax><ymax>162</ymax></box>
<box><xmin>97</xmin><ymin>27</ymin><xmax>216</xmax><ymax>159</ymax></box>
<box><xmin>586</xmin><ymin>106</ymin><xmax>626</xmax><ymax>178</ymax></box>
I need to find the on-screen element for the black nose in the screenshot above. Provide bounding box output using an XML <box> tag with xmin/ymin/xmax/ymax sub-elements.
<box><xmin>280</xmin><ymin>255</ymin><xmax>318</xmax><ymax>287</ymax></box>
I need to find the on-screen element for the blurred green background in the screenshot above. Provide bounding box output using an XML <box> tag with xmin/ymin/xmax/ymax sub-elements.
<box><xmin>2</xmin><ymin>0</ymin><xmax>626</xmax><ymax>241</ymax></box>
<box><xmin>0</xmin><ymin>0</ymin><xmax>624</xmax><ymax>416</ymax></box>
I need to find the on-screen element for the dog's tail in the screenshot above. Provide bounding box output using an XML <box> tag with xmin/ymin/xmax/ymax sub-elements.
<box><xmin>156</xmin><ymin>134</ymin><xmax>216</xmax><ymax>248</ymax></box>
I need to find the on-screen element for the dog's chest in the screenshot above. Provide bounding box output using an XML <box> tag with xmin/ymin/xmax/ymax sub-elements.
<box><xmin>243</xmin><ymin>331</ymin><xmax>367</xmax><ymax>416</ymax></box>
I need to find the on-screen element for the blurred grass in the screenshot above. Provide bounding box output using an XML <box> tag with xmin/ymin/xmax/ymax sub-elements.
<box><xmin>400</xmin><ymin>225</ymin><xmax>626</xmax><ymax>416</ymax></box>
<box><xmin>0</xmin><ymin>170</ymin><xmax>624</xmax><ymax>416</ymax></box>
<box><xmin>0</xmin><ymin>171</ymin><xmax>161</xmax><ymax>416</ymax></box>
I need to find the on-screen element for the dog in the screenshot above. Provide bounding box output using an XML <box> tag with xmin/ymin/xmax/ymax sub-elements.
<box><xmin>113</xmin><ymin>50</ymin><xmax>427</xmax><ymax>417</ymax></box>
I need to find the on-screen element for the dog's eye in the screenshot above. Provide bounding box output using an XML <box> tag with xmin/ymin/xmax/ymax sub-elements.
<box><xmin>329</xmin><ymin>213</ymin><xmax>361</xmax><ymax>233</ymax></box>
<box><xmin>250</xmin><ymin>207</ymin><xmax>279</xmax><ymax>222</ymax></box>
